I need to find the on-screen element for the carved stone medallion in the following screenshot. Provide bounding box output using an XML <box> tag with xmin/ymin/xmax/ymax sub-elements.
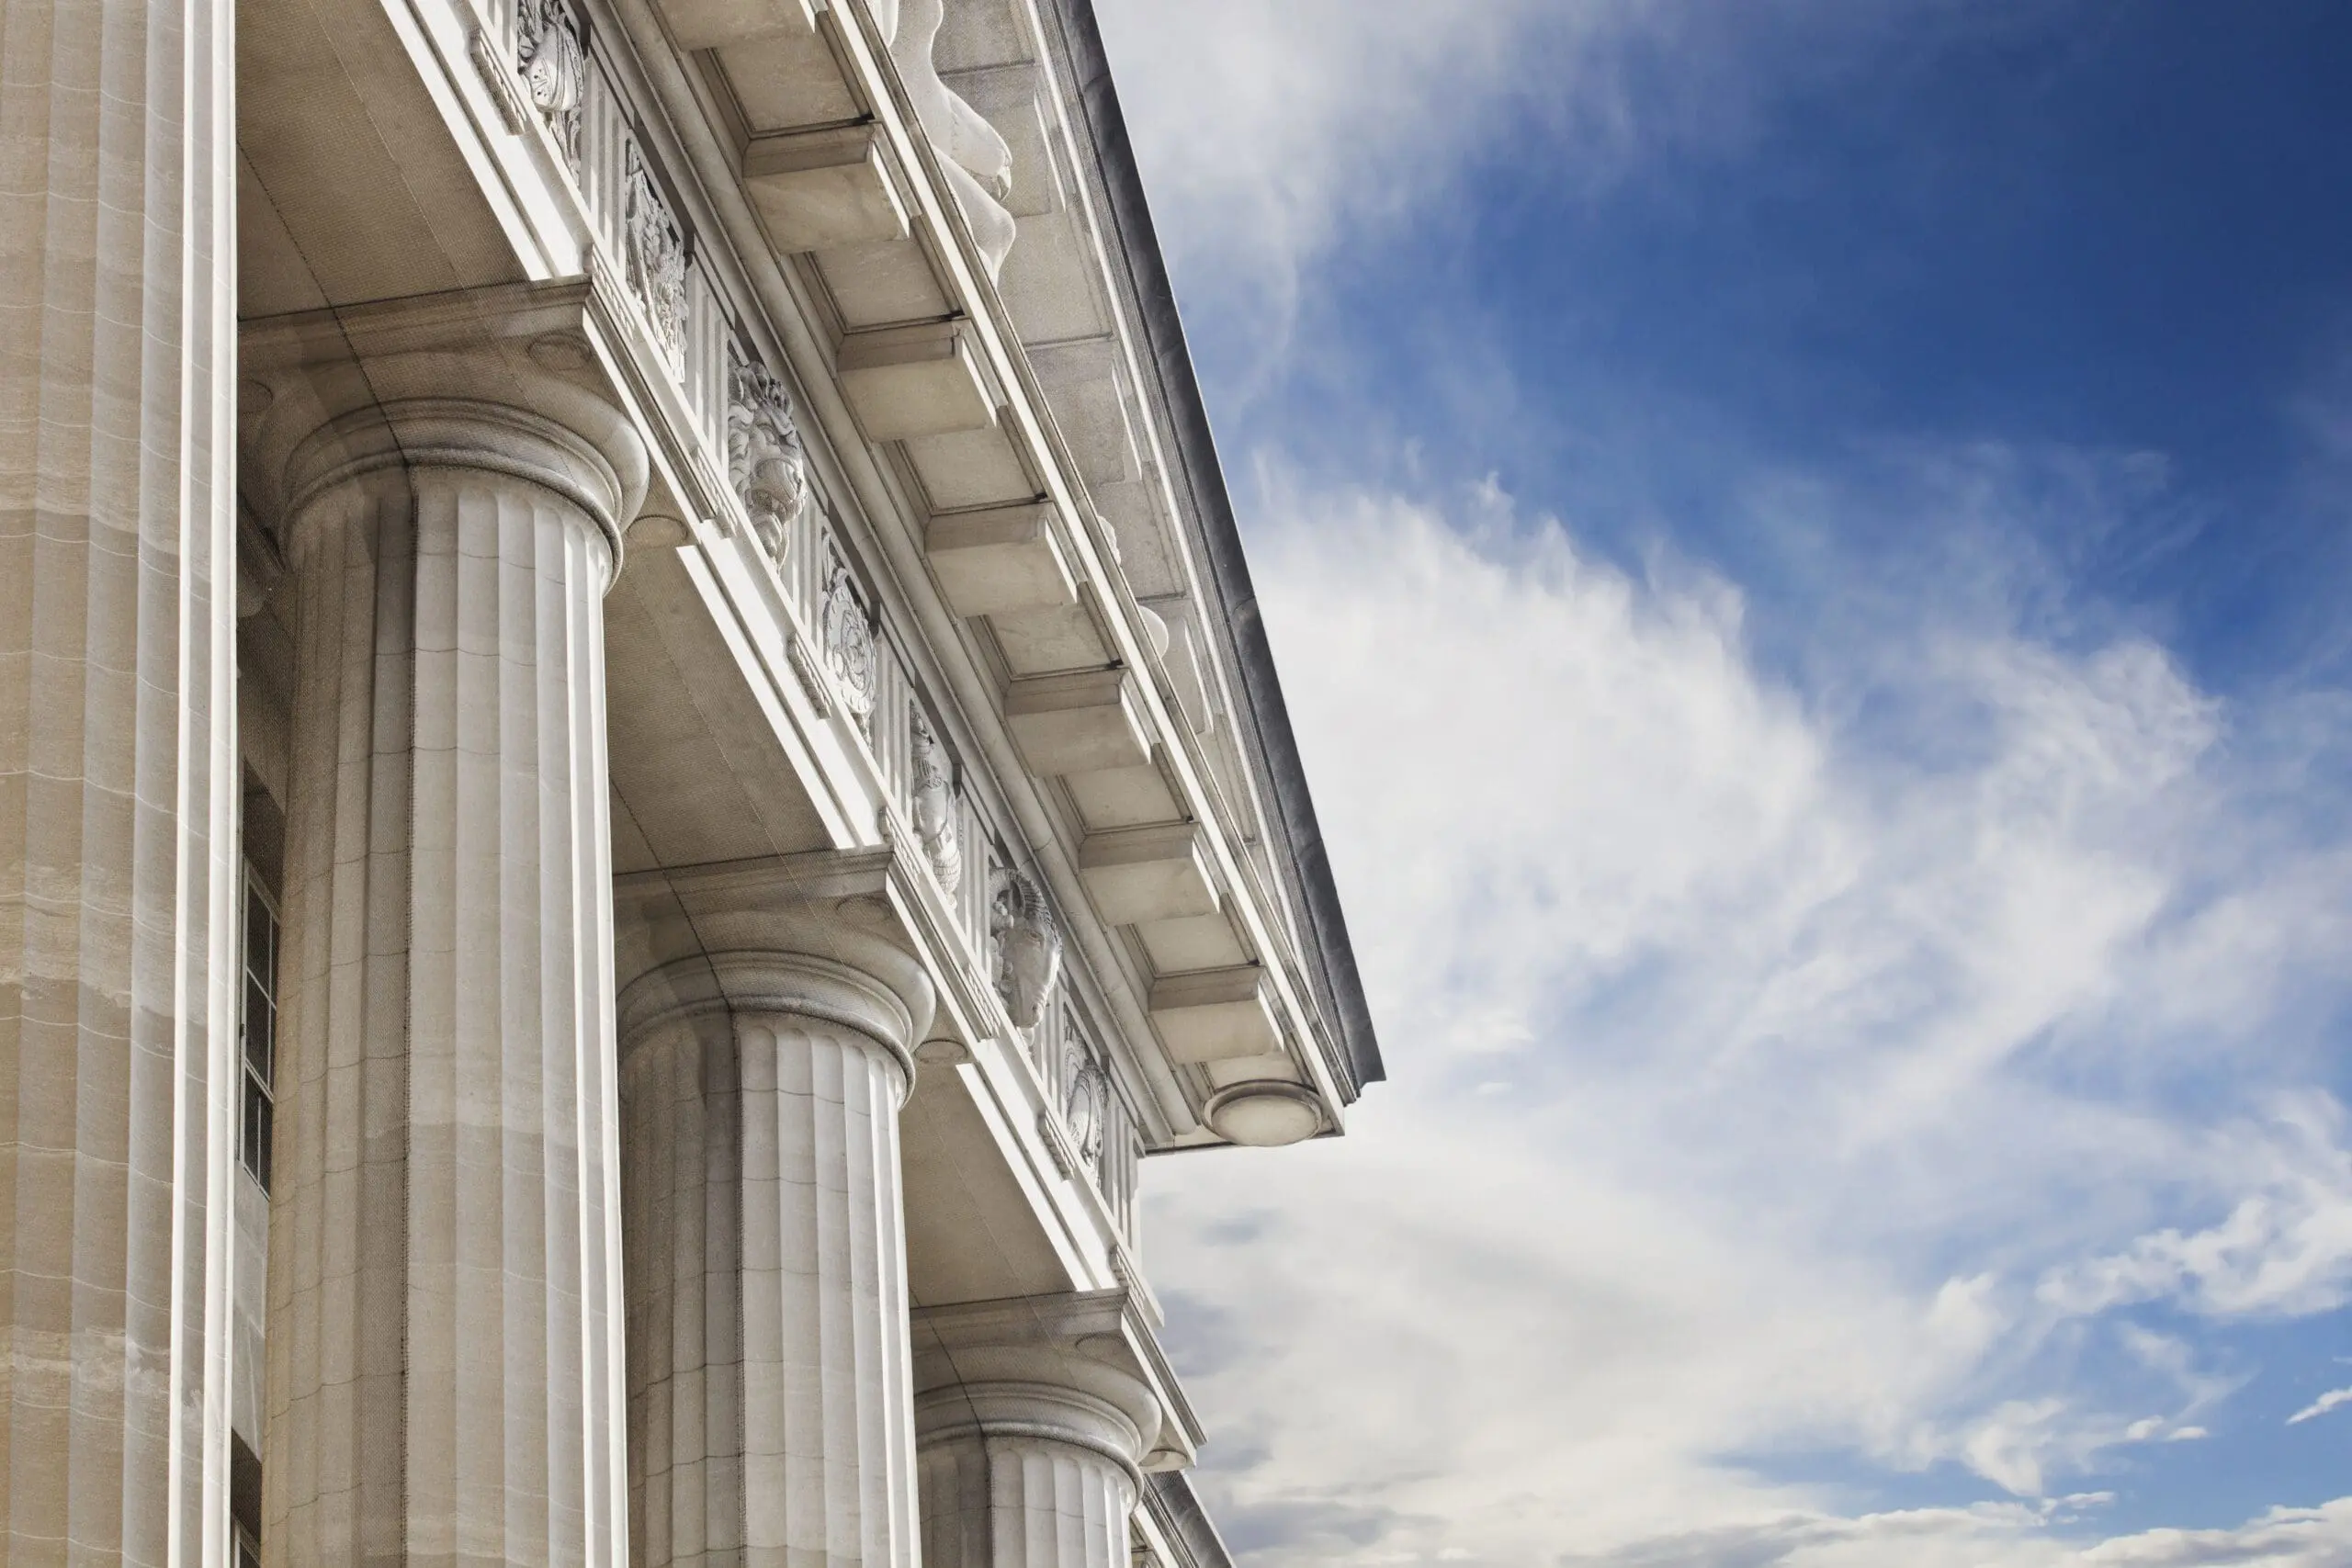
<box><xmin>726</xmin><ymin>350</ymin><xmax>809</xmax><ymax>563</ymax></box>
<box><xmin>1062</xmin><ymin>1047</ymin><xmax>1106</xmax><ymax>1168</ymax></box>
<box><xmin>623</xmin><ymin>141</ymin><xmax>688</xmax><ymax>366</ymax></box>
<box><xmin>989</xmin><ymin>868</ymin><xmax>1061</xmax><ymax>1031</ymax></box>
<box><xmin>819</xmin><ymin>556</ymin><xmax>878</xmax><ymax>727</ymax></box>
<box><xmin>908</xmin><ymin>713</ymin><xmax>962</xmax><ymax>894</ymax></box>
<box><xmin>514</xmin><ymin>0</ymin><xmax>583</xmax><ymax>169</ymax></box>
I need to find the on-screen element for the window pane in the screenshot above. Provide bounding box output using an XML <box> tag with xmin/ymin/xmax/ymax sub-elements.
<box><xmin>241</xmin><ymin>1070</ymin><xmax>273</xmax><ymax>1192</ymax></box>
<box><xmin>243</xmin><ymin>976</ymin><xmax>270</xmax><ymax>1076</ymax></box>
<box><xmin>254</xmin><ymin>1088</ymin><xmax>273</xmax><ymax>1191</ymax></box>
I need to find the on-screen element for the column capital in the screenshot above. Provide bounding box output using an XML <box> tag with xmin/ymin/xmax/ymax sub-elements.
<box><xmin>242</xmin><ymin>277</ymin><xmax>655</xmax><ymax>567</ymax></box>
<box><xmin>615</xmin><ymin>847</ymin><xmax>943</xmax><ymax>1092</ymax></box>
<box><xmin>910</xmin><ymin>1288</ymin><xmax>1200</xmax><ymax>1476</ymax></box>
<box><xmin>619</xmin><ymin>947</ymin><xmax>929</xmax><ymax>1095</ymax></box>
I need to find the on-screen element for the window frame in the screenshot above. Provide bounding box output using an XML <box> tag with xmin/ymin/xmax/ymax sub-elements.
<box><xmin>237</xmin><ymin>864</ymin><xmax>279</xmax><ymax>1194</ymax></box>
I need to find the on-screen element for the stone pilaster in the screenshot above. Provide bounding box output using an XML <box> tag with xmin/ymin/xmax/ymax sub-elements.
<box><xmin>618</xmin><ymin>911</ymin><xmax>934</xmax><ymax>1568</ymax></box>
<box><xmin>0</xmin><ymin>0</ymin><xmax>241</xmax><ymax>1554</ymax></box>
<box><xmin>911</xmin><ymin>1296</ymin><xmax>1169</xmax><ymax>1568</ymax></box>
<box><xmin>256</xmin><ymin>381</ymin><xmax>645</xmax><ymax>1564</ymax></box>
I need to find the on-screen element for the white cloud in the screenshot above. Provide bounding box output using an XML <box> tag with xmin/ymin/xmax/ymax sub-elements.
<box><xmin>1137</xmin><ymin>467</ymin><xmax>2352</xmax><ymax>1564</ymax></box>
<box><xmin>1091</xmin><ymin>0</ymin><xmax>1644</xmax><ymax>310</ymax></box>
<box><xmin>1089</xmin><ymin>0</ymin><xmax>2043</xmax><ymax>368</ymax></box>
<box><xmin>2288</xmin><ymin>1388</ymin><xmax>2352</xmax><ymax>1427</ymax></box>
<box><xmin>1556</xmin><ymin>1497</ymin><xmax>2352</xmax><ymax>1568</ymax></box>
<box><xmin>1085</xmin><ymin>7</ymin><xmax>2352</xmax><ymax>1561</ymax></box>
<box><xmin>2037</xmin><ymin>1100</ymin><xmax>2352</xmax><ymax>1322</ymax></box>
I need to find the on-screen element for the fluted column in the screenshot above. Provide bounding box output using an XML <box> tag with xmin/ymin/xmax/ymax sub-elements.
<box><xmin>911</xmin><ymin>1310</ymin><xmax>1163</xmax><ymax>1568</ymax></box>
<box><xmin>260</xmin><ymin>395</ymin><xmax>642</xmax><ymax>1565</ymax></box>
<box><xmin>0</xmin><ymin>0</ymin><xmax>240</xmax><ymax>1551</ymax></box>
<box><xmin>619</xmin><ymin>924</ymin><xmax>934</xmax><ymax>1568</ymax></box>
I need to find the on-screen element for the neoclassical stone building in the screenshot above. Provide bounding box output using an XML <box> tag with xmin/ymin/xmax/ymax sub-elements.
<box><xmin>0</xmin><ymin>0</ymin><xmax>1383</xmax><ymax>1560</ymax></box>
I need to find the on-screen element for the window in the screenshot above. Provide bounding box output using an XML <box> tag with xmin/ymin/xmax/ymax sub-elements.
<box><xmin>239</xmin><ymin>872</ymin><xmax>278</xmax><ymax>1192</ymax></box>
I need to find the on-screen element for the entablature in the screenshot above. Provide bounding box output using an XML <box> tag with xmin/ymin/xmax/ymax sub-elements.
<box><xmin>236</xmin><ymin>0</ymin><xmax>1378</xmax><ymax>1193</ymax></box>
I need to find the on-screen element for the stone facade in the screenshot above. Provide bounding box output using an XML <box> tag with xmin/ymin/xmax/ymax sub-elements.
<box><xmin>0</xmin><ymin>0</ymin><xmax>1381</xmax><ymax>1563</ymax></box>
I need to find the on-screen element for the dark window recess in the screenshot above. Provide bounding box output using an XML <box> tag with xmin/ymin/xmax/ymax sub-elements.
<box><xmin>239</xmin><ymin>874</ymin><xmax>278</xmax><ymax>1192</ymax></box>
<box><xmin>231</xmin><ymin>1429</ymin><xmax>264</xmax><ymax>1564</ymax></box>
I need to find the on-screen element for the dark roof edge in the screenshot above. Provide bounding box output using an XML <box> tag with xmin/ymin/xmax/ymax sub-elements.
<box><xmin>1045</xmin><ymin>0</ymin><xmax>1385</xmax><ymax>1092</ymax></box>
<box><xmin>1144</xmin><ymin>1472</ymin><xmax>1238</xmax><ymax>1568</ymax></box>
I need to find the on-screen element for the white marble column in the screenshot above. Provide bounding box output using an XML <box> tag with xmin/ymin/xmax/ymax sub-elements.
<box><xmin>911</xmin><ymin>1314</ymin><xmax>1162</xmax><ymax>1568</ymax></box>
<box><xmin>0</xmin><ymin>0</ymin><xmax>241</xmax><ymax>1552</ymax></box>
<box><xmin>619</xmin><ymin>923</ymin><xmax>934</xmax><ymax>1568</ymax></box>
<box><xmin>260</xmin><ymin>397</ymin><xmax>639</xmax><ymax>1565</ymax></box>
<box><xmin>915</xmin><ymin>1388</ymin><xmax>1145</xmax><ymax>1568</ymax></box>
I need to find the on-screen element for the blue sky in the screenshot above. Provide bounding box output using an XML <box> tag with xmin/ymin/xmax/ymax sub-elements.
<box><xmin>1090</xmin><ymin>3</ymin><xmax>2352</xmax><ymax>1564</ymax></box>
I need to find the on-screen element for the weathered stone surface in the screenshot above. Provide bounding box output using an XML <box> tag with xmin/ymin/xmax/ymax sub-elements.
<box><xmin>0</xmin><ymin>0</ymin><xmax>241</xmax><ymax>1552</ymax></box>
<box><xmin>619</xmin><ymin>909</ymin><xmax>934</xmax><ymax>1568</ymax></box>
<box><xmin>261</xmin><ymin>391</ymin><xmax>639</xmax><ymax>1565</ymax></box>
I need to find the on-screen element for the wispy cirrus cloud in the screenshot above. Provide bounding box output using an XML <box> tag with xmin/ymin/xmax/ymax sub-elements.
<box><xmin>2287</xmin><ymin>1388</ymin><xmax>2352</xmax><ymax>1427</ymax></box>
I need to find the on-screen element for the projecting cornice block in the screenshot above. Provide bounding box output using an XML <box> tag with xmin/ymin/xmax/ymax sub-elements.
<box><xmin>838</xmin><ymin>321</ymin><xmax>997</xmax><ymax>441</ymax></box>
<box><xmin>745</xmin><ymin>124</ymin><xmax>910</xmax><ymax>253</ymax></box>
<box><xmin>1149</xmin><ymin>966</ymin><xmax>1283</xmax><ymax>1065</ymax></box>
<box><xmin>925</xmin><ymin>502</ymin><xmax>1078</xmax><ymax>616</ymax></box>
<box><xmin>1079</xmin><ymin>823</ymin><xmax>1219</xmax><ymax>925</ymax></box>
<box><xmin>654</xmin><ymin>0</ymin><xmax>815</xmax><ymax>49</ymax></box>
<box><xmin>1003</xmin><ymin>669</ymin><xmax>1150</xmax><ymax>775</ymax></box>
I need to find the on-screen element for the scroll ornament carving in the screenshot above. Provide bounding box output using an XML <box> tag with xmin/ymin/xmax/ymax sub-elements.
<box><xmin>909</xmin><ymin>714</ymin><xmax>962</xmax><ymax>894</ymax></box>
<box><xmin>819</xmin><ymin>557</ymin><xmax>878</xmax><ymax>727</ymax></box>
<box><xmin>624</xmin><ymin>141</ymin><xmax>688</xmax><ymax>366</ymax></box>
<box><xmin>1062</xmin><ymin>1047</ymin><xmax>1106</xmax><ymax>1168</ymax></box>
<box><xmin>989</xmin><ymin>868</ymin><xmax>1061</xmax><ymax>1031</ymax></box>
<box><xmin>726</xmin><ymin>352</ymin><xmax>809</xmax><ymax>562</ymax></box>
<box><xmin>514</xmin><ymin>0</ymin><xmax>584</xmax><ymax>168</ymax></box>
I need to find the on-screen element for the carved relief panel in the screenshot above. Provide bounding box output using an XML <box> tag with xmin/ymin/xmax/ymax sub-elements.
<box><xmin>623</xmin><ymin>141</ymin><xmax>688</xmax><ymax>367</ymax></box>
<box><xmin>909</xmin><ymin>712</ymin><xmax>962</xmax><ymax>894</ymax></box>
<box><xmin>819</xmin><ymin>553</ymin><xmax>879</xmax><ymax>729</ymax></box>
<box><xmin>726</xmin><ymin>347</ymin><xmax>810</xmax><ymax>565</ymax></box>
<box><xmin>515</xmin><ymin>0</ymin><xmax>584</xmax><ymax>168</ymax></box>
<box><xmin>989</xmin><ymin>866</ymin><xmax>1060</xmax><ymax>1032</ymax></box>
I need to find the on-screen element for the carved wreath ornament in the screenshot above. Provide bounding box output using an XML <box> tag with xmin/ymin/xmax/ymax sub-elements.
<box><xmin>726</xmin><ymin>351</ymin><xmax>810</xmax><ymax>563</ymax></box>
<box><xmin>819</xmin><ymin>556</ymin><xmax>878</xmax><ymax>728</ymax></box>
<box><xmin>989</xmin><ymin>868</ymin><xmax>1061</xmax><ymax>1031</ymax></box>
<box><xmin>908</xmin><ymin>714</ymin><xmax>962</xmax><ymax>894</ymax></box>
<box><xmin>623</xmin><ymin>141</ymin><xmax>688</xmax><ymax>366</ymax></box>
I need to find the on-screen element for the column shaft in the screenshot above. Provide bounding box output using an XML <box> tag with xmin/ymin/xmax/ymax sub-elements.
<box><xmin>623</xmin><ymin>963</ymin><xmax>922</xmax><ymax>1568</ymax></box>
<box><xmin>918</xmin><ymin>1431</ymin><xmax>1134</xmax><ymax>1568</ymax></box>
<box><xmin>263</xmin><ymin>432</ymin><xmax>627</xmax><ymax>1565</ymax></box>
<box><xmin>0</xmin><ymin>0</ymin><xmax>240</xmax><ymax>1551</ymax></box>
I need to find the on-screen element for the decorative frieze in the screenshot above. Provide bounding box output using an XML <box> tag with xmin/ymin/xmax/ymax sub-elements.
<box><xmin>726</xmin><ymin>348</ymin><xmax>810</xmax><ymax>562</ymax></box>
<box><xmin>989</xmin><ymin>867</ymin><xmax>1061</xmax><ymax>1031</ymax></box>
<box><xmin>515</xmin><ymin>0</ymin><xmax>584</xmax><ymax>168</ymax></box>
<box><xmin>623</xmin><ymin>141</ymin><xmax>688</xmax><ymax>367</ymax></box>
<box><xmin>910</xmin><ymin>712</ymin><xmax>963</xmax><ymax>894</ymax></box>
